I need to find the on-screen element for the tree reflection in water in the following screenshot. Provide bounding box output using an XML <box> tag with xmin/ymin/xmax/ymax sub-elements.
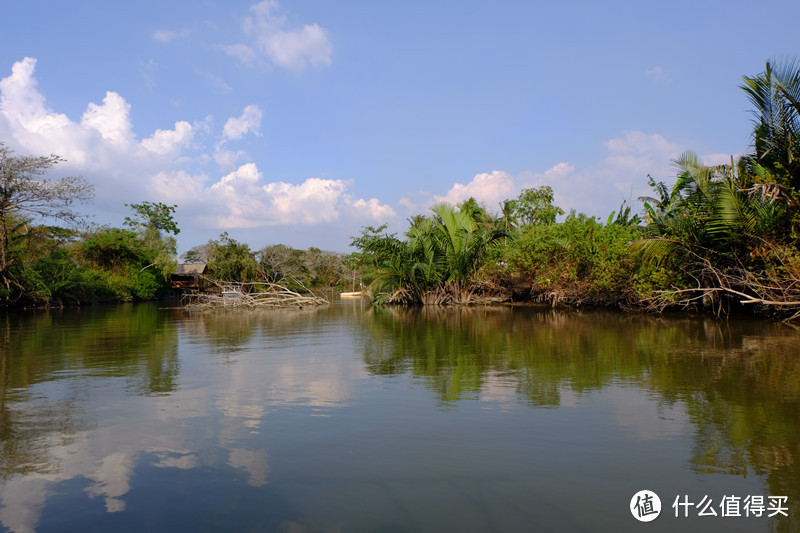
<box><xmin>361</xmin><ymin>305</ymin><xmax>800</xmax><ymax>530</ymax></box>
<box><xmin>0</xmin><ymin>303</ymin><xmax>798</xmax><ymax>532</ymax></box>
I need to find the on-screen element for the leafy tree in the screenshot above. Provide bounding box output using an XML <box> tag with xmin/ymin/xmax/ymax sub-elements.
<box><xmin>32</xmin><ymin>247</ymin><xmax>82</xmax><ymax>303</ymax></box>
<box><xmin>349</xmin><ymin>225</ymin><xmax>413</xmax><ymax>300</ymax></box>
<box><xmin>71</xmin><ymin>201</ymin><xmax>182</xmax><ymax>302</ymax></box>
<box><xmin>122</xmin><ymin>202</ymin><xmax>179</xmax><ymax>281</ymax></box>
<box><xmin>634</xmin><ymin>151</ymin><xmax>793</xmax><ymax>315</ymax></box>
<box><xmin>207</xmin><ymin>232</ymin><xmax>258</xmax><ymax>282</ymax></box>
<box><xmin>0</xmin><ymin>144</ymin><xmax>93</xmax><ymax>297</ymax></box>
<box><xmin>76</xmin><ymin>226</ymin><xmax>171</xmax><ymax>300</ymax></box>
<box><xmin>639</xmin><ymin>173</ymin><xmax>689</xmax><ymax>227</ymax></box>
<box><xmin>631</xmin><ymin>59</ymin><xmax>800</xmax><ymax>317</ymax></box>
<box><xmin>181</xmin><ymin>244</ymin><xmax>213</xmax><ymax>264</ymax></box>
<box><xmin>514</xmin><ymin>186</ymin><xmax>564</xmax><ymax>226</ymax></box>
<box><xmin>256</xmin><ymin>244</ymin><xmax>348</xmax><ymax>289</ymax></box>
<box><xmin>124</xmin><ymin>201</ymin><xmax>179</xmax><ymax>236</ymax></box>
<box><xmin>14</xmin><ymin>224</ymin><xmax>82</xmax><ymax>303</ymax></box>
<box><xmin>257</xmin><ymin>244</ymin><xmax>308</xmax><ymax>283</ymax></box>
<box><xmin>305</xmin><ymin>247</ymin><xmax>347</xmax><ymax>288</ymax></box>
<box><xmin>124</xmin><ymin>200</ymin><xmax>180</xmax><ymax>257</ymax></box>
<box><xmin>429</xmin><ymin>203</ymin><xmax>503</xmax><ymax>286</ymax></box>
<box><xmin>80</xmin><ymin>227</ymin><xmax>149</xmax><ymax>272</ymax></box>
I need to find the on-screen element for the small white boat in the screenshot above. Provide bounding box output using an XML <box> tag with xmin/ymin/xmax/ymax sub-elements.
<box><xmin>341</xmin><ymin>270</ymin><xmax>364</xmax><ymax>298</ymax></box>
<box><xmin>340</xmin><ymin>291</ymin><xmax>363</xmax><ymax>298</ymax></box>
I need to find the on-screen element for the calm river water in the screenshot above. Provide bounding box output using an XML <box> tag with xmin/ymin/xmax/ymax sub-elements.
<box><xmin>0</xmin><ymin>301</ymin><xmax>798</xmax><ymax>532</ymax></box>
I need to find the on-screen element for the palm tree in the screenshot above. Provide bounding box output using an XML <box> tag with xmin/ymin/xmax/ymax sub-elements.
<box><xmin>498</xmin><ymin>199</ymin><xmax>518</xmax><ymax>232</ymax></box>
<box><xmin>429</xmin><ymin>203</ymin><xmax>505</xmax><ymax>302</ymax></box>
<box><xmin>740</xmin><ymin>59</ymin><xmax>800</xmax><ymax>191</ymax></box>
<box><xmin>353</xmin><ymin>203</ymin><xmax>504</xmax><ymax>304</ymax></box>
<box><xmin>456</xmin><ymin>197</ymin><xmax>492</xmax><ymax>229</ymax></box>
<box><xmin>636</xmin><ymin>152</ymin><xmax>784</xmax><ymax>261</ymax></box>
<box><xmin>638</xmin><ymin>173</ymin><xmax>689</xmax><ymax>226</ymax></box>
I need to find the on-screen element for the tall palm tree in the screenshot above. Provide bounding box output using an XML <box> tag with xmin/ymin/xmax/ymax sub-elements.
<box><xmin>498</xmin><ymin>199</ymin><xmax>518</xmax><ymax>232</ymax></box>
<box><xmin>740</xmin><ymin>59</ymin><xmax>800</xmax><ymax>190</ymax></box>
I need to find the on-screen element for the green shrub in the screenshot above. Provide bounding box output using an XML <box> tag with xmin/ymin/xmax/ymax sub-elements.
<box><xmin>502</xmin><ymin>212</ymin><xmax>643</xmax><ymax>295</ymax></box>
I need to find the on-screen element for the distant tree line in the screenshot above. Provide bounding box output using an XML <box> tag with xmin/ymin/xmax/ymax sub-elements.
<box><xmin>3</xmin><ymin>59</ymin><xmax>800</xmax><ymax>318</ymax></box>
<box><xmin>181</xmin><ymin>234</ymin><xmax>351</xmax><ymax>292</ymax></box>
<box><xmin>0</xmin><ymin>149</ymin><xmax>351</xmax><ymax>306</ymax></box>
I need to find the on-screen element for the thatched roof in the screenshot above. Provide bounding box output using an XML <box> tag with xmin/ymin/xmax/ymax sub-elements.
<box><xmin>174</xmin><ymin>263</ymin><xmax>208</xmax><ymax>275</ymax></box>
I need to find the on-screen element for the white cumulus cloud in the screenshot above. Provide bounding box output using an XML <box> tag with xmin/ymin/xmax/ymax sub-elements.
<box><xmin>0</xmin><ymin>58</ymin><xmax>119</xmax><ymax>166</ymax></box>
<box><xmin>520</xmin><ymin>132</ymin><xmax>681</xmax><ymax>218</ymax></box>
<box><xmin>434</xmin><ymin>170</ymin><xmax>516</xmax><ymax>210</ymax></box>
<box><xmin>141</xmin><ymin>121</ymin><xmax>194</xmax><ymax>155</ymax></box>
<box><xmin>602</xmin><ymin>131</ymin><xmax>681</xmax><ymax>188</ymax></box>
<box><xmin>225</xmin><ymin>0</ymin><xmax>332</xmax><ymax>71</ymax></box>
<box><xmin>202</xmin><ymin>164</ymin><xmax>392</xmax><ymax>229</ymax></box>
<box><xmin>0</xmin><ymin>57</ymin><xmax>70</xmax><ymax>132</ymax></box>
<box><xmin>214</xmin><ymin>147</ymin><xmax>247</xmax><ymax>171</ymax></box>
<box><xmin>0</xmin><ymin>57</ymin><xmax>395</xmax><ymax>246</ymax></box>
<box><xmin>518</xmin><ymin>162</ymin><xmax>575</xmax><ymax>189</ymax></box>
<box><xmin>220</xmin><ymin>43</ymin><xmax>258</xmax><ymax>66</ymax></box>
<box><xmin>352</xmin><ymin>198</ymin><xmax>397</xmax><ymax>220</ymax></box>
<box><xmin>151</xmin><ymin>170</ymin><xmax>208</xmax><ymax>204</ymax></box>
<box><xmin>208</xmin><ymin>163</ymin><xmax>267</xmax><ymax>227</ymax></box>
<box><xmin>424</xmin><ymin>134</ymin><xmax>687</xmax><ymax>225</ymax></box>
<box><xmin>264</xmin><ymin>177</ymin><xmax>349</xmax><ymax>224</ymax></box>
<box><xmin>80</xmin><ymin>92</ymin><xmax>134</xmax><ymax>145</ymax></box>
<box><xmin>222</xmin><ymin>105</ymin><xmax>263</xmax><ymax>140</ymax></box>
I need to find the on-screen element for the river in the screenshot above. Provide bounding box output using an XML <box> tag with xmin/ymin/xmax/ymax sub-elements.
<box><xmin>0</xmin><ymin>301</ymin><xmax>798</xmax><ymax>532</ymax></box>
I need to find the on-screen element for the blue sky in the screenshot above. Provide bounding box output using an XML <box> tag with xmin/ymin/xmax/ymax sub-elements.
<box><xmin>1</xmin><ymin>0</ymin><xmax>799</xmax><ymax>254</ymax></box>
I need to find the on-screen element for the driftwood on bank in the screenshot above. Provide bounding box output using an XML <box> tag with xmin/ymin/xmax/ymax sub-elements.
<box><xmin>181</xmin><ymin>278</ymin><xmax>329</xmax><ymax>309</ymax></box>
<box><xmin>638</xmin><ymin>254</ymin><xmax>800</xmax><ymax>321</ymax></box>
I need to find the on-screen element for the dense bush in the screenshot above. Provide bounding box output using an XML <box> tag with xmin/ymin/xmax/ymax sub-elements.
<box><xmin>497</xmin><ymin>212</ymin><xmax>642</xmax><ymax>302</ymax></box>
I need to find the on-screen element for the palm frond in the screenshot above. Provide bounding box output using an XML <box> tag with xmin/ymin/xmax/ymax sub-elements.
<box><xmin>771</xmin><ymin>58</ymin><xmax>800</xmax><ymax>118</ymax></box>
<box><xmin>630</xmin><ymin>238</ymin><xmax>684</xmax><ymax>266</ymax></box>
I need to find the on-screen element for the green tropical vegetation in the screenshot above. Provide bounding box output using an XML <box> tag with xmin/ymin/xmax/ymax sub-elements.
<box><xmin>2</xmin><ymin>59</ymin><xmax>800</xmax><ymax>319</ymax></box>
<box><xmin>350</xmin><ymin>201</ymin><xmax>507</xmax><ymax>304</ymax></box>
<box><xmin>350</xmin><ymin>59</ymin><xmax>800</xmax><ymax>319</ymax></box>
<box><xmin>0</xmin><ymin>140</ymin><xmax>354</xmax><ymax>305</ymax></box>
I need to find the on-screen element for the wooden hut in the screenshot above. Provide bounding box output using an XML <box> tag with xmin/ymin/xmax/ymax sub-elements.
<box><xmin>171</xmin><ymin>263</ymin><xmax>208</xmax><ymax>292</ymax></box>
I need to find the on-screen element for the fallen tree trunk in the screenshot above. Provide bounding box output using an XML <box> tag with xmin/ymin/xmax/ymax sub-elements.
<box><xmin>182</xmin><ymin>279</ymin><xmax>329</xmax><ymax>309</ymax></box>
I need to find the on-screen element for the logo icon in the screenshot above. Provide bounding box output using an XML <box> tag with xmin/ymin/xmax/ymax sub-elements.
<box><xmin>631</xmin><ymin>490</ymin><xmax>662</xmax><ymax>522</ymax></box>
